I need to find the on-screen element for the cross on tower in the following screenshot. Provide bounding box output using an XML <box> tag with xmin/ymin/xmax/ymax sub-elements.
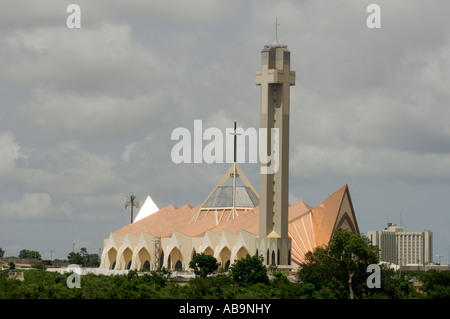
<box><xmin>230</xmin><ymin>121</ymin><xmax>241</xmax><ymax>164</ymax></box>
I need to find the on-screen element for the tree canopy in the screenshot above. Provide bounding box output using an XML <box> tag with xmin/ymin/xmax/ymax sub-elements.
<box><xmin>297</xmin><ymin>228</ymin><xmax>419</xmax><ymax>299</ymax></box>
<box><xmin>19</xmin><ymin>249</ymin><xmax>41</xmax><ymax>260</ymax></box>
<box><xmin>67</xmin><ymin>247</ymin><xmax>100</xmax><ymax>267</ymax></box>
<box><xmin>188</xmin><ymin>253</ymin><xmax>219</xmax><ymax>278</ymax></box>
<box><xmin>229</xmin><ymin>254</ymin><xmax>269</xmax><ymax>286</ymax></box>
<box><xmin>1</xmin><ymin>229</ymin><xmax>440</xmax><ymax>300</ymax></box>
<box><xmin>124</xmin><ymin>194</ymin><xmax>140</xmax><ymax>224</ymax></box>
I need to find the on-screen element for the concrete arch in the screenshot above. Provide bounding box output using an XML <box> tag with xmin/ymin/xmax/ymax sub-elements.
<box><xmin>270</xmin><ymin>241</ymin><xmax>278</xmax><ymax>265</ymax></box>
<box><xmin>203</xmin><ymin>246</ymin><xmax>214</xmax><ymax>256</ymax></box>
<box><xmin>235</xmin><ymin>246</ymin><xmax>250</xmax><ymax>261</ymax></box>
<box><xmin>218</xmin><ymin>246</ymin><xmax>231</xmax><ymax>270</ymax></box>
<box><xmin>118</xmin><ymin>247</ymin><xmax>134</xmax><ymax>270</ymax></box>
<box><xmin>135</xmin><ymin>247</ymin><xmax>152</xmax><ymax>271</ymax></box>
<box><xmin>191</xmin><ymin>248</ymin><xmax>197</xmax><ymax>262</ymax></box>
<box><xmin>159</xmin><ymin>250</ymin><xmax>165</xmax><ymax>269</ymax></box>
<box><xmin>167</xmin><ymin>246</ymin><xmax>183</xmax><ymax>271</ymax></box>
<box><xmin>336</xmin><ymin>212</ymin><xmax>358</xmax><ymax>234</ymax></box>
<box><xmin>105</xmin><ymin>248</ymin><xmax>117</xmax><ymax>270</ymax></box>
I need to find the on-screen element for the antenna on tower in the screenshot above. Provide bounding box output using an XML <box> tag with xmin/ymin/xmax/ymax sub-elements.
<box><xmin>273</xmin><ymin>18</ymin><xmax>280</xmax><ymax>46</ymax></box>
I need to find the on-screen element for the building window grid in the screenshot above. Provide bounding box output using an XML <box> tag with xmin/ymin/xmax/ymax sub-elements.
<box><xmin>376</xmin><ymin>228</ymin><xmax>431</xmax><ymax>266</ymax></box>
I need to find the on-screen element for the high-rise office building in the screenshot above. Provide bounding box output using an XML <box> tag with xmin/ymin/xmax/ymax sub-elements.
<box><xmin>368</xmin><ymin>223</ymin><xmax>433</xmax><ymax>265</ymax></box>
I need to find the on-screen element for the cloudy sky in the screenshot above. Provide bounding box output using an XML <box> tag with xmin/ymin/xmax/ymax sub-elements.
<box><xmin>0</xmin><ymin>0</ymin><xmax>449</xmax><ymax>263</ymax></box>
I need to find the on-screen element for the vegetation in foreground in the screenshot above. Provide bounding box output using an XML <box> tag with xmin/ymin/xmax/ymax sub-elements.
<box><xmin>1</xmin><ymin>230</ymin><xmax>448</xmax><ymax>299</ymax></box>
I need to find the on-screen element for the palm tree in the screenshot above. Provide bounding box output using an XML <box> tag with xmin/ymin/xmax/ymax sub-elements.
<box><xmin>124</xmin><ymin>194</ymin><xmax>140</xmax><ymax>224</ymax></box>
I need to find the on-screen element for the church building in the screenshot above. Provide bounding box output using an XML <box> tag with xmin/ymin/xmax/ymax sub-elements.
<box><xmin>99</xmin><ymin>39</ymin><xmax>360</xmax><ymax>272</ymax></box>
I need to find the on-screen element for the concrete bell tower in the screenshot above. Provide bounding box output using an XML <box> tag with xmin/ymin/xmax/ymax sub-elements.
<box><xmin>255</xmin><ymin>35</ymin><xmax>295</xmax><ymax>266</ymax></box>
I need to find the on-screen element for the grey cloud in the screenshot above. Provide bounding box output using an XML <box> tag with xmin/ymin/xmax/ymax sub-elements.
<box><xmin>1</xmin><ymin>0</ymin><xmax>449</xmax><ymax>260</ymax></box>
<box><xmin>0</xmin><ymin>192</ymin><xmax>70</xmax><ymax>221</ymax></box>
<box><xmin>0</xmin><ymin>24</ymin><xmax>167</xmax><ymax>95</ymax></box>
<box><xmin>17</xmin><ymin>88</ymin><xmax>166</xmax><ymax>139</ymax></box>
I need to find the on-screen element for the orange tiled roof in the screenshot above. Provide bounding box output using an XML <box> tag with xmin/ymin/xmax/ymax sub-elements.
<box><xmin>113</xmin><ymin>184</ymin><xmax>357</xmax><ymax>264</ymax></box>
<box><xmin>311</xmin><ymin>184</ymin><xmax>348</xmax><ymax>248</ymax></box>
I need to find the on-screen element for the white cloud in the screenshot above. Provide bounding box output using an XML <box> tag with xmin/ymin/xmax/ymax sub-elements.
<box><xmin>122</xmin><ymin>142</ymin><xmax>138</xmax><ymax>163</ymax></box>
<box><xmin>0</xmin><ymin>135</ymin><xmax>126</xmax><ymax>197</ymax></box>
<box><xmin>17</xmin><ymin>87</ymin><xmax>165</xmax><ymax>139</ymax></box>
<box><xmin>292</xmin><ymin>142</ymin><xmax>450</xmax><ymax>182</ymax></box>
<box><xmin>1</xmin><ymin>23</ymin><xmax>166</xmax><ymax>95</ymax></box>
<box><xmin>0</xmin><ymin>0</ymin><xmax>244</xmax><ymax>25</ymax></box>
<box><xmin>0</xmin><ymin>0</ymin><xmax>72</xmax><ymax>27</ymax></box>
<box><xmin>106</xmin><ymin>0</ymin><xmax>243</xmax><ymax>24</ymax></box>
<box><xmin>0</xmin><ymin>192</ymin><xmax>70</xmax><ymax>220</ymax></box>
<box><xmin>30</xmin><ymin>141</ymin><xmax>124</xmax><ymax>195</ymax></box>
<box><xmin>0</xmin><ymin>131</ymin><xmax>24</xmax><ymax>174</ymax></box>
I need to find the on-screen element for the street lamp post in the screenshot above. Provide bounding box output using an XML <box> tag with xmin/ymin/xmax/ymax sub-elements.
<box><xmin>72</xmin><ymin>242</ymin><xmax>76</xmax><ymax>264</ymax></box>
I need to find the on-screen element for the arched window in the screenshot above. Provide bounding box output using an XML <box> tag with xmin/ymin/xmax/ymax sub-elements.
<box><xmin>107</xmin><ymin>248</ymin><xmax>118</xmax><ymax>270</ymax></box>
<box><xmin>122</xmin><ymin>248</ymin><xmax>133</xmax><ymax>270</ymax></box>
<box><xmin>175</xmin><ymin>260</ymin><xmax>182</xmax><ymax>271</ymax></box>
<box><xmin>271</xmin><ymin>250</ymin><xmax>275</xmax><ymax>265</ymax></box>
<box><xmin>137</xmin><ymin>248</ymin><xmax>151</xmax><ymax>271</ymax></box>
<box><xmin>159</xmin><ymin>251</ymin><xmax>164</xmax><ymax>269</ymax></box>
<box><xmin>143</xmin><ymin>260</ymin><xmax>150</xmax><ymax>271</ymax></box>
<box><xmin>224</xmin><ymin>260</ymin><xmax>230</xmax><ymax>271</ymax></box>
<box><xmin>266</xmin><ymin>249</ymin><xmax>269</xmax><ymax>264</ymax></box>
<box><xmin>277</xmin><ymin>249</ymin><xmax>280</xmax><ymax>265</ymax></box>
<box><xmin>204</xmin><ymin>247</ymin><xmax>214</xmax><ymax>256</ymax></box>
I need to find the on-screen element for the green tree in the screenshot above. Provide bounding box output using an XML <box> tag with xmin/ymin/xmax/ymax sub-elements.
<box><xmin>67</xmin><ymin>251</ymin><xmax>83</xmax><ymax>264</ymax></box>
<box><xmin>67</xmin><ymin>247</ymin><xmax>100</xmax><ymax>266</ymax></box>
<box><xmin>298</xmin><ymin>228</ymin><xmax>379</xmax><ymax>299</ymax></box>
<box><xmin>372</xmin><ymin>264</ymin><xmax>418</xmax><ymax>299</ymax></box>
<box><xmin>86</xmin><ymin>253</ymin><xmax>100</xmax><ymax>267</ymax></box>
<box><xmin>124</xmin><ymin>194</ymin><xmax>140</xmax><ymax>224</ymax></box>
<box><xmin>31</xmin><ymin>260</ymin><xmax>46</xmax><ymax>270</ymax></box>
<box><xmin>229</xmin><ymin>254</ymin><xmax>268</xmax><ymax>286</ymax></box>
<box><xmin>0</xmin><ymin>247</ymin><xmax>5</xmax><ymax>258</ymax></box>
<box><xmin>327</xmin><ymin>228</ymin><xmax>379</xmax><ymax>298</ymax></box>
<box><xmin>189</xmin><ymin>253</ymin><xmax>219</xmax><ymax>278</ymax></box>
<box><xmin>421</xmin><ymin>269</ymin><xmax>450</xmax><ymax>298</ymax></box>
<box><xmin>19</xmin><ymin>249</ymin><xmax>41</xmax><ymax>260</ymax></box>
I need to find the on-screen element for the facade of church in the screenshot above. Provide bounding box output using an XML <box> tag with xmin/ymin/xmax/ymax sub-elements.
<box><xmin>99</xmin><ymin>177</ymin><xmax>359</xmax><ymax>271</ymax></box>
<box><xmin>99</xmin><ymin>42</ymin><xmax>360</xmax><ymax>272</ymax></box>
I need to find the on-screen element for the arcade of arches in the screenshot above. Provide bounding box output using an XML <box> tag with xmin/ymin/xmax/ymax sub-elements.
<box><xmin>100</xmin><ymin>184</ymin><xmax>359</xmax><ymax>271</ymax></box>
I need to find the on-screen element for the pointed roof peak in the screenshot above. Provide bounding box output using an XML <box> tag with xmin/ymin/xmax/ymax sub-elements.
<box><xmin>191</xmin><ymin>163</ymin><xmax>259</xmax><ymax>224</ymax></box>
<box><xmin>201</xmin><ymin>163</ymin><xmax>258</xmax><ymax>208</ymax></box>
<box><xmin>133</xmin><ymin>195</ymin><xmax>159</xmax><ymax>223</ymax></box>
<box><xmin>311</xmin><ymin>184</ymin><xmax>356</xmax><ymax>247</ymax></box>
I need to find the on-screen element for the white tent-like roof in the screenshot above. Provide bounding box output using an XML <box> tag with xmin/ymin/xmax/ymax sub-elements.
<box><xmin>133</xmin><ymin>195</ymin><xmax>159</xmax><ymax>223</ymax></box>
